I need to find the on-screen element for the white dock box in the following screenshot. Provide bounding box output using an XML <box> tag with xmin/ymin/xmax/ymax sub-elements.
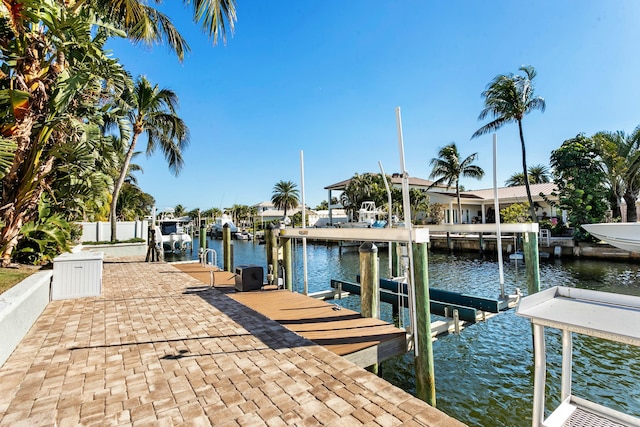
<box><xmin>52</xmin><ymin>251</ymin><xmax>104</xmax><ymax>300</ymax></box>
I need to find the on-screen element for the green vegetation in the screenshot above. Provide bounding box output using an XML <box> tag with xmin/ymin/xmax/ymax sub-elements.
<box><xmin>0</xmin><ymin>267</ymin><xmax>38</xmax><ymax>295</ymax></box>
<box><xmin>505</xmin><ymin>164</ymin><xmax>551</xmax><ymax>187</ymax></box>
<box><xmin>549</xmin><ymin>134</ymin><xmax>609</xmax><ymax>241</ymax></box>
<box><xmin>0</xmin><ymin>0</ymin><xmax>235</xmax><ymax>265</ymax></box>
<box><xmin>271</xmin><ymin>180</ymin><xmax>300</xmax><ymax>219</ymax></box>
<box><xmin>428</xmin><ymin>143</ymin><xmax>484</xmax><ymax>224</ymax></box>
<box><xmin>473</xmin><ymin>65</ymin><xmax>546</xmax><ymax>222</ymax></box>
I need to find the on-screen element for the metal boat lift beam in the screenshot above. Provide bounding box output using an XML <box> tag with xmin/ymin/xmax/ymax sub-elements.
<box><xmin>279</xmin><ymin>223</ymin><xmax>539</xmax><ymax>244</ymax></box>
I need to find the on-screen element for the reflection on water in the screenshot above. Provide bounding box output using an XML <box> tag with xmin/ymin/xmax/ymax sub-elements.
<box><xmin>168</xmin><ymin>237</ymin><xmax>640</xmax><ymax>427</ymax></box>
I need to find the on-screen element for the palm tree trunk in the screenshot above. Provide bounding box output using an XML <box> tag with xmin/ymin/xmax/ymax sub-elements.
<box><xmin>110</xmin><ymin>133</ymin><xmax>140</xmax><ymax>242</ymax></box>
<box><xmin>518</xmin><ymin>120</ymin><xmax>538</xmax><ymax>222</ymax></box>
<box><xmin>623</xmin><ymin>191</ymin><xmax>638</xmax><ymax>222</ymax></box>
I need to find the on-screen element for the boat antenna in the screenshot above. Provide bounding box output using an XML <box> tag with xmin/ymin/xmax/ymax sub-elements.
<box><xmin>493</xmin><ymin>134</ymin><xmax>506</xmax><ymax>299</ymax></box>
<box><xmin>395</xmin><ymin>106</ymin><xmax>419</xmax><ymax>356</ymax></box>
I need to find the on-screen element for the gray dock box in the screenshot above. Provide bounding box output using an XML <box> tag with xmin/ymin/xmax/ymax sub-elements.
<box><xmin>52</xmin><ymin>251</ymin><xmax>104</xmax><ymax>300</ymax></box>
<box><xmin>234</xmin><ymin>265</ymin><xmax>263</xmax><ymax>292</ymax></box>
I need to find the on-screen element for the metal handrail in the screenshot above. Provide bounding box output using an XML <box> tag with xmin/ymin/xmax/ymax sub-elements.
<box><xmin>199</xmin><ymin>248</ymin><xmax>217</xmax><ymax>268</ymax></box>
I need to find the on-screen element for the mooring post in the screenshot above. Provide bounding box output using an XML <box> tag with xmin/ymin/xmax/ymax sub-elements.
<box><xmin>522</xmin><ymin>231</ymin><xmax>541</xmax><ymax>295</ymax></box>
<box><xmin>200</xmin><ymin>225</ymin><xmax>206</xmax><ymax>251</ymax></box>
<box><xmin>223</xmin><ymin>223</ymin><xmax>232</xmax><ymax>272</ymax></box>
<box><xmin>359</xmin><ymin>241</ymin><xmax>379</xmax><ymax>374</ymax></box>
<box><xmin>391</xmin><ymin>242</ymin><xmax>400</xmax><ymax>278</ymax></box>
<box><xmin>265</xmin><ymin>224</ymin><xmax>274</xmax><ymax>268</ymax></box>
<box><xmin>414</xmin><ymin>241</ymin><xmax>436</xmax><ymax>407</ymax></box>
<box><xmin>479</xmin><ymin>232</ymin><xmax>484</xmax><ymax>254</ymax></box>
<box><xmin>281</xmin><ymin>236</ymin><xmax>293</xmax><ymax>291</ymax></box>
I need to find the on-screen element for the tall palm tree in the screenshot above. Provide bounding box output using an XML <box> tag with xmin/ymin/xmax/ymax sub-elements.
<box><xmin>428</xmin><ymin>143</ymin><xmax>484</xmax><ymax>224</ymax></box>
<box><xmin>110</xmin><ymin>76</ymin><xmax>189</xmax><ymax>241</ymax></box>
<box><xmin>271</xmin><ymin>180</ymin><xmax>300</xmax><ymax>220</ymax></box>
<box><xmin>472</xmin><ymin>65</ymin><xmax>546</xmax><ymax>222</ymax></box>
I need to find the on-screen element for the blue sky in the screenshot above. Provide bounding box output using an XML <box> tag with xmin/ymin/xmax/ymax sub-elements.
<box><xmin>107</xmin><ymin>1</ymin><xmax>640</xmax><ymax>213</ymax></box>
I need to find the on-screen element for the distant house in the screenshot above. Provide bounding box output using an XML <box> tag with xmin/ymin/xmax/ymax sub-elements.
<box><xmin>324</xmin><ymin>175</ymin><xmax>561</xmax><ymax>225</ymax></box>
<box><xmin>252</xmin><ymin>201</ymin><xmax>318</xmax><ymax>226</ymax></box>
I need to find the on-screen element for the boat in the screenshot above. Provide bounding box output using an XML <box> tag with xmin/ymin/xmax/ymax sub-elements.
<box><xmin>155</xmin><ymin>216</ymin><xmax>193</xmax><ymax>252</ymax></box>
<box><xmin>337</xmin><ymin>201</ymin><xmax>387</xmax><ymax>228</ymax></box>
<box><xmin>582</xmin><ymin>223</ymin><xmax>640</xmax><ymax>253</ymax></box>
<box><xmin>509</xmin><ymin>251</ymin><xmax>524</xmax><ymax>261</ymax></box>
<box><xmin>210</xmin><ymin>214</ymin><xmax>238</xmax><ymax>238</ymax></box>
<box><xmin>235</xmin><ymin>231</ymin><xmax>253</xmax><ymax>240</ymax></box>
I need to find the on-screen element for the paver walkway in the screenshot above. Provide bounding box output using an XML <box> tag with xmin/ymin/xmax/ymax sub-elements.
<box><xmin>0</xmin><ymin>260</ymin><xmax>465</xmax><ymax>426</ymax></box>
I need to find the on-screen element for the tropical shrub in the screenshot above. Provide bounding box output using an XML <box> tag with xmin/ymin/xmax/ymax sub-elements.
<box><xmin>14</xmin><ymin>199</ymin><xmax>72</xmax><ymax>265</ymax></box>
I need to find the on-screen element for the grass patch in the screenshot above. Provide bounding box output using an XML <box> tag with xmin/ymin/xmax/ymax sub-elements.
<box><xmin>0</xmin><ymin>265</ymin><xmax>41</xmax><ymax>295</ymax></box>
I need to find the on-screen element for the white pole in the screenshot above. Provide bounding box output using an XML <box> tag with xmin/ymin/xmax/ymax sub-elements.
<box><xmin>493</xmin><ymin>134</ymin><xmax>505</xmax><ymax>299</ymax></box>
<box><xmin>395</xmin><ymin>106</ymin><xmax>419</xmax><ymax>356</ymax></box>
<box><xmin>378</xmin><ymin>161</ymin><xmax>393</xmax><ymax>277</ymax></box>
<box><xmin>300</xmin><ymin>150</ymin><xmax>309</xmax><ymax>295</ymax></box>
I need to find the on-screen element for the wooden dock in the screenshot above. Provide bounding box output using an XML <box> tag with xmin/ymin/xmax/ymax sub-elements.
<box><xmin>173</xmin><ymin>262</ymin><xmax>408</xmax><ymax>368</ymax></box>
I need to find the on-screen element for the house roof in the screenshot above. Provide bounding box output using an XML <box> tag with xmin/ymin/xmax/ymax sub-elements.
<box><xmin>462</xmin><ymin>182</ymin><xmax>556</xmax><ymax>202</ymax></box>
<box><xmin>324</xmin><ymin>174</ymin><xmax>444</xmax><ymax>191</ymax></box>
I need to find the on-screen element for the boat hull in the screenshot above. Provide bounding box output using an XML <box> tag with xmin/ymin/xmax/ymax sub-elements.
<box><xmin>582</xmin><ymin>223</ymin><xmax>640</xmax><ymax>253</ymax></box>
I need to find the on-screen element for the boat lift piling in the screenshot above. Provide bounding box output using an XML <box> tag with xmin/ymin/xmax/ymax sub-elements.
<box><xmin>359</xmin><ymin>242</ymin><xmax>380</xmax><ymax>374</ymax></box>
<box><xmin>223</xmin><ymin>223</ymin><xmax>233</xmax><ymax>272</ymax></box>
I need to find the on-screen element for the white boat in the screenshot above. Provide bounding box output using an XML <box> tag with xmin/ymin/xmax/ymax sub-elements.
<box><xmin>211</xmin><ymin>214</ymin><xmax>238</xmax><ymax>238</ymax></box>
<box><xmin>155</xmin><ymin>216</ymin><xmax>193</xmax><ymax>252</ymax></box>
<box><xmin>582</xmin><ymin>223</ymin><xmax>640</xmax><ymax>253</ymax></box>
<box><xmin>337</xmin><ymin>202</ymin><xmax>387</xmax><ymax>228</ymax></box>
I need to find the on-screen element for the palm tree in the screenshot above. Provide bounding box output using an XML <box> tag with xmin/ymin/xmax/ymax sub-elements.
<box><xmin>271</xmin><ymin>180</ymin><xmax>300</xmax><ymax>220</ymax></box>
<box><xmin>0</xmin><ymin>3</ymin><xmax>131</xmax><ymax>263</ymax></box>
<box><xmin>428</xmin><ymin>143</ymin><xmax>484</xmax><ymax>224</ymax></box>
<box><xmin>593</xmin><ymin>127</ymin><xmax>640</xmax><ymax>222</ymax></box>
<box><xmin>110</xmin><ymin>76</ymin><xmax>189</xmax><ymax>241</ymax></box>
<box><xmin>505</xmin><ymin>172</ymin><xmax>526</xmax><ymax>187</ymax></box>
<box><xmin>340</xmin><ymin>173</ymin><xmax>387</xmax><ymax>221</ymax></box>
<box><xmin>70</xmin><ymin>0</ymin><xmax>237</xmax><ymax>61</ymax></box>
<box><xmin>505</xmin><ymin>164</ymin><xmax>550</xmax><ymax>187</ymax></box>
<box><xmin>472</xmin><ymin>65</ymin><xmax>546</xmax><ymax>222</ymax></box>
<box><xmin>528</xmin><ymin>164</ymin><xmax>551</xmax><ymax>184</ymax></box>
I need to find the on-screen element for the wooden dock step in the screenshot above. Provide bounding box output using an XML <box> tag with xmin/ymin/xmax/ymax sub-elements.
<box><xmin>173</xmin><ymin>263</ymin><xmax>408</xmax><ymax>367</ymax></box>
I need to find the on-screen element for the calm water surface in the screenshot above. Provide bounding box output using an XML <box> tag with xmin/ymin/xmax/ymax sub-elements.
<box><xmin>167</xmin><ymin>238</ymin><xmax>640</xmax><ymax>427</ymax></box>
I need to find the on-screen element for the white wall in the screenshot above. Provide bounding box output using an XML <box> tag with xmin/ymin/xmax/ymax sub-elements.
<box><xmin>79</xmin><ymin>220</ymin><xmax>148</xmax><ymax>242</ymax></box>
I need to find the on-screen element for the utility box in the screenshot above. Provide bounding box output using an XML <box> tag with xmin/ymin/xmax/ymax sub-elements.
<box><xmin>52</xmin><ymin>251</ymin><xmax>104</xmax><ymax>300</ymax></box>
<box><xmin>234</xmin><ymin>265</ymin><xmax>263</xmax><ymax>292</ymax></box>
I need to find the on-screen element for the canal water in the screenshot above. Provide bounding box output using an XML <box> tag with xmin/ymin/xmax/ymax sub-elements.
<box><xmin>167</xmin><ymin>238</ymin><xmax>640</xmax><ymax>427</ymax></box>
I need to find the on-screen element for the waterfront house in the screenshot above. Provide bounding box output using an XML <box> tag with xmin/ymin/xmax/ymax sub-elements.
<box><xmin>325</xmin><ymin>175</ymin><xmax>561</xmax><ymax>225</ymax></box>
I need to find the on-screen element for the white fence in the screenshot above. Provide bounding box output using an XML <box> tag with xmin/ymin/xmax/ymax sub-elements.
<box><xmin>78</xmin><ymin>220</ymin><xmax>149</xmax><ymax>242</ymax></box>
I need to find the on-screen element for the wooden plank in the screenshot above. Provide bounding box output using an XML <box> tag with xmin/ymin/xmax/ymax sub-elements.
<box><xmin>173</xmin><ymin>263</ymin><xmax>408</xmax><ymax>366</ymax></box>
<box><xmin>173</xmin><ymin>262</ymin><xmax>236</xmax><ymax>288</ymax></box>
<box><xmin>229</xmin><ymin>290</ymin><xmax>407</xmax><ymax>362</ymax></box>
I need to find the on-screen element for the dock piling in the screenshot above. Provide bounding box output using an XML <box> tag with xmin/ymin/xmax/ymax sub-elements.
<box><xmin>359</xmin><ymin>241</ymin><xmax>379</xmax><ymax>374</ymax></box>
<box><xmin>414</xmin><ymin>241</ymin><xmax>436</xmax><ymax>407</ymax></box>
<box><xmin>223</xmin><ymin>223</ymin><xmax>232</xmax><ymax>272</ymax></box>
<box><xmin>282</xmin><ymin>237</ymin><xmax>293</xmax><ymax>291</ymax></box>
<box><xmin>523</xmin><ymin>232</ymin><xmax>541</xmax><ymax>295</ymax></box>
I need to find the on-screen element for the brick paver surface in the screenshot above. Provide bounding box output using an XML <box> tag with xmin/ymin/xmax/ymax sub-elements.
<box><xmin>0</xmin><ymin>260</ymin><xmax>465</xmax><ymax>426</ymax></box>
